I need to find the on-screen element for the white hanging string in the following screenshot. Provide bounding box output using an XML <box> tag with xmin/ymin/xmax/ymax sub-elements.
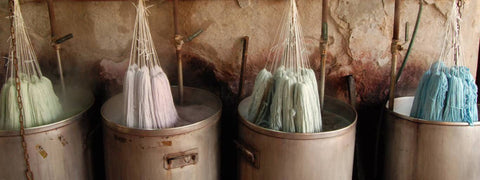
<box><xmin>124</xmin><ymin>0</ymin><xmax>178</xmax><ymax>129</ymax></box>
<box><xmin>248</xmin><ymin>0</ymin><xmax>322</xmax><ymax>133</ymax></box>
<box><xmin>410</xmin><ymin>0</ymin><xmax>477</xmax><ymax>124</ymax></box>
<box><xmin>1</xmin><ymin>0</ymin><xmax>62</xmax><ymax>130</ymax></box>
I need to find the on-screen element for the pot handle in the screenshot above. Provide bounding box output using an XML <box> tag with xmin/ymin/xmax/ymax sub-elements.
<box><xmin>164</xmin><ymin>148</ymin><xmax>199</xmax><ymax>170</ymax></box>
<box><xmin>234</xmin><ymin>140</ymin><xmax>259</xmax><ymax>168</ymax></box>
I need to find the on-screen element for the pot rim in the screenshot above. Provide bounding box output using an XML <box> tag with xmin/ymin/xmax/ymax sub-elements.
<box><xmin>386</xmin><ymin>96</ymin><xmax>480</xmax><ymax>126</ymax></box>
<box><xmin>101</xmin><ymin>86</ymin><xmax>222</xmax><ymax>137</ymax></box>
<box><xmin>238</xmin><ymin>96</ymin><xmax>357</xmax><ymax>140</ymax></box>
<box><xmin>0</xmin><ymin>92</ymin><xmax>95</xmax><ymax>136</ymax></box>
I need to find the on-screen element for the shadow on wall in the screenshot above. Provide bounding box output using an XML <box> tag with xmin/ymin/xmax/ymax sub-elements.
<box><xmin>181</xmin><ymin>53</ymin><xmax>240</xmax><ymax>180</ymax></box>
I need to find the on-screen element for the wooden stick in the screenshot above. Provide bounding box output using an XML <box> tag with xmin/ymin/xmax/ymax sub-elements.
<box><xmin>173</xmin><ymin>0</ymin><xmax>184</xmax><ymax>104</ymax></box>
<box><xmin>46</xmin><ymin>0</ymin><xmax>56</xmax><ymax>40</ymax></box>
<box><xmin>237</xmin><ymin>36</ymin><xmax>249</xmax><ymax>103</ymax></box>
<box><xmin>47</xmin><ymin>0</ymin><xmax>67</xmax><ymax>98</ymax></box>
<box><xmin>319</xmin><ymin>0</ymin><xmax>328</xmax><ymax>109</ymax></box>
<box><xmin>388</xmin><ymin>0</ymin><xmax>401</xmax><ymax>110</ymax></box>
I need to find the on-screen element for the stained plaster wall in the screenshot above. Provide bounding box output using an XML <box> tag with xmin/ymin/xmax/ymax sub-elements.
<box><xmin>0</xmin><ymin>0</ymin><xmax>479</xmax><ymax>179</ymax></box>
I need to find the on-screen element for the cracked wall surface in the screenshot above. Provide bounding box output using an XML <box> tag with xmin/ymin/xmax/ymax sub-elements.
<box><xmin>0</xmin><ymin>0</ymin><xmax>478</xmax><ymax>101</ymax></box>
<box><xmin>0</xmin><ymin>0</ymin><xmax>479</xmax><ymax>178</ymax></box>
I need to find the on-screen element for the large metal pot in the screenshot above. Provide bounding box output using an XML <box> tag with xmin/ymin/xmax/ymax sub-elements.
<box><xmin>0</xmin><ymin>91</ymin><xmax>94</xmax><ymax>180</ymax></box>
<box><xmin>237</xmin><ymin>96</ymin><xmax>357</xmax><ymax>180</ymax></box>
<box><xmin>102</xmin><ymin>87</ymin><xmax>221</xmax><ymax>180</ymax></box>
<box><xmin>384</xmin><ymin>96</ymin><xmax>480</xmax><ymax>180</ymax></box>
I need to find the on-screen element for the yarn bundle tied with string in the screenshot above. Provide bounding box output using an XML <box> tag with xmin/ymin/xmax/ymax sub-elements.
<box><xmin>410</xmin><ymin>0</ymin><xmax>477</xmax><ymax>125</ymax></box>
<box><xmin>0</xmin><ymin>0</ymin><xmax>62</xmax><ymax>130</ymax></box>
<box><xmin>123</xmin><ymin>0</ymin><xmax>178</xmax><ymax>129</ymax></box>
<box><xmin>247</xmin><ymin>0</ymin><xmax>322</xmax><ymax>133</ymax></box>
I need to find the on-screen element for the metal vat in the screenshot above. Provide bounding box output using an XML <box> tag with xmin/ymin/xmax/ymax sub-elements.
<box><xmin>102</xmin><ymin>87</ymin><xmax>221</xmax><ymax>180</ymax></box>
<box><xmin>384</xmin><ymin>96</ymin><xmax>480</xmax><ymax>180</ymax></box>
<box><xmin>0</xmin><ymin>91</ymin><xmax>94</xmax><ymax>180</ymax></box>
<box><xmin>237</xmin><ymin>96</ymin><xmax>357</xmax><ymax>180</ymax></box>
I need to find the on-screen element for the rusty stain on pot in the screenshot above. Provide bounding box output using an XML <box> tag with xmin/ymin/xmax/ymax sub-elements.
<box><xmin>162</xmin><ymin>141</ymin><xmax>172</xmax><ymax>146</ymax></box>
<box><xmin>139</xmin><ymin>141</ymin><xmax>174</xmax><ymax>149</ymax></box>
<box><xmin>36</xmin><ymin>145</ymin><xmax>48</xmax><ymax>159</ymax></box>
<box><xmin>58</xmin><ymin>135</ymin><xmax>69</xmax><ymax>146</ymax></box>
<box><xmin>114</xmin><ymin>134</ymin><xmax>127</xmax><ymax>143</ymax></box>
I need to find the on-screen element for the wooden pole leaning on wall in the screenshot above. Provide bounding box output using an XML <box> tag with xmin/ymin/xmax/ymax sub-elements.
<box><xmin>46</xmin><ymin>0</ymin><xmax>56</xmax><ymax>39</ymax></box>
<box><xmin>173</xmin><ymin>0</ymin><xmax>184</xmax><ymax>105</ymax></box>
<box><xmin>172</xmin><ymin>0</ymin><xmax>204</xmax><ymax>105</ymax></box>
<box><xmin>237</xmin><ymin>36</ymin><xmax>249</xmax><ymax>103</ymax></box>
<box><xmin>388</xmin><ymin>0</ymin><xmax>402</xmax><ymax>110</ymax></box>
<box><xmin>319</xmin><ymin>0</ymin><xmax>328</xmax><ymax>109</ymax></box>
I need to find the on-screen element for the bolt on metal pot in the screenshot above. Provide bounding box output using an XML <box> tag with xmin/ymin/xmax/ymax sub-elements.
<box><xmin>236</xmin><ymin>96</ymin><xmax>357</xmax><ymax>180</ymax></box>
<box><xmin>102</xmin><ymin>86</ymin><xmax>221</xmax><ymax>180</ymax></box>
<box><xmin>384</xmin><ymin>96</ymin><xmax>480</xmax><ymax>180</ymax></box>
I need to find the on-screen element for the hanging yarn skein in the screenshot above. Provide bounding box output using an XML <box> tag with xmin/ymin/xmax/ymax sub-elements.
<box><xmin>124</xmin><ymin>0</ymin><xmax>178</xmax><ymax>129</ymax></box>
<box><xmin>247</xmin><ymin>0</ymin><xmax>322</xmax><ymax>133</ymax></box>
<box><xmin>0</xmin><ymin>0</ymin><xmax>63</xmax><ymax>130</ymax></box>
<box><xmin>410</xmin><ymin>0</ymin><xmax>477</xmax><ymax>125</ymax></box>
